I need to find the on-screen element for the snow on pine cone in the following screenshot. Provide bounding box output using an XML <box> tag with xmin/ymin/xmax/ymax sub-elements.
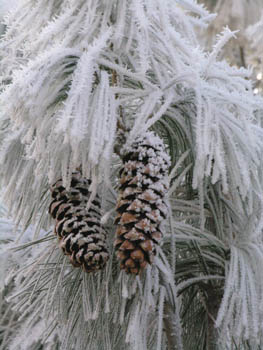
<box><xmin>115</xmin><ymin>131</ymin><xmax>171</xmax><ymax>275</ymax></box>
<box><xmin>49</xmin><ymin>172</ymin><xmax>109</xmax><ymax>273</ymax></box>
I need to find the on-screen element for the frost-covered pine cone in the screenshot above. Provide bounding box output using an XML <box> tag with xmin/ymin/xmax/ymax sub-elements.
<box><xmin>49</xmin><ymin>172</ymin><xmax>109</xmax><ymax>272</ymax></box>
<box><xmin>115</xmin><ymin>131</ymin><xmax>171</xmax><ymax>274</ymax></box>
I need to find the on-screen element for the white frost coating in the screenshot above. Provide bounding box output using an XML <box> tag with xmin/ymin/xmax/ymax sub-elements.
<box><xmin>0</xmin><ymin>0</ymin><xmax>263</xmax><ymax>349</ymax></box>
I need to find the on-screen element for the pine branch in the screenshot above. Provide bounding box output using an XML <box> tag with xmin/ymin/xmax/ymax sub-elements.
<box><xmin>163</xmin><ymin>300</ymin><xmax>180</xmax><ymax>350</ymax></box>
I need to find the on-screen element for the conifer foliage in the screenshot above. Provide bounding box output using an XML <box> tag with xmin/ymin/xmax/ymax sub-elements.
<box><xmin>115</xmin><ymin>131</ymin><xmax>170</xmax><ymax>274</ymax></box>
<box><xmin>0</xmin><ymin>0</ymin><xmax>263</xmax><ymax>349</ymax></box>
<box><xmin>49</xmin><ymin>171</ymin><xmax>109</xmax><ymax>272</ymax></box>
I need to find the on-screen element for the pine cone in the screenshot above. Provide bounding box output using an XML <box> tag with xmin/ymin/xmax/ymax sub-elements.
<box><xmin>49</xmin><ymin>172</ymin><xmax>109</xmax><ymax>272</ymax></box>
<box><xmin>114</xmin><ymin>131</ymin><xmax>170</xmax><ymax>274</ymax></box>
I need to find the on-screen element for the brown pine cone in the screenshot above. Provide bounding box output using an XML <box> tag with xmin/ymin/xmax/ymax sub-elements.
<box><xmin>49</xmin><ymin>172</ymin><xmax>109</xmax><ymax>273</ymax></box>
<box><xmin>114</xmin><ymin>131</ymin><xmax>170</xmax><ymax>274</ymax></box>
